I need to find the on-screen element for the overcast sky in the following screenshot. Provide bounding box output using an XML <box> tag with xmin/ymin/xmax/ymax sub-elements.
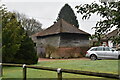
<box><xmin>1</xmin><ymin>0</ymin><xmax>102</xmax><ymax>34</ymax></box>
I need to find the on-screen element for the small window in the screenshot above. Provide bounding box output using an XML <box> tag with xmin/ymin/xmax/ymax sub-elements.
<box><xmin>96</xmin><ymin>47</ymin><xmax>103</xmax><ymax>51</ymax></box>
<box><xmin>104</xmin><ymin>47</ymin><xmax>110</xmax><ymax>51</ymax></box>
<box><xmin>90</xmin><ymin>48</ymin><xmax>97</xmax><ymax>51</ymax></box>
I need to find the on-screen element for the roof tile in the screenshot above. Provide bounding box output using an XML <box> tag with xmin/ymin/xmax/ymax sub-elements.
<box><xmin>33</xmin><ymin>19</ymin><xmax>90</xmax><ymax>37</ymax></box>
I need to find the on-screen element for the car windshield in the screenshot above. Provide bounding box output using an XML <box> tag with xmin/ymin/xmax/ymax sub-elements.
<box><xmin>109</xmin><ymin>48</ymin><xmax>116</xmax><ymax>51</ymax></box>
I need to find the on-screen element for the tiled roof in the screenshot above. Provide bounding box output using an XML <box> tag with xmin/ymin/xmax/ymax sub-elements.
<box><xmin>106</xmin><ymin>29</ymin><xmax>119</xmax><ymax>38</ymax></box>
<box><xmin>102</xmin><ymin>29</ymin><xmax>119</xmax><ymax>41</ymax></box>
<box><xmin>33</xmin><ymin>19</ymin><xmax>90</xmax><ymax>37</ymax></box>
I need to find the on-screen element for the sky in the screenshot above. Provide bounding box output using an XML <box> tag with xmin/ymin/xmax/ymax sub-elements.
<box><xmin>1</xmin><ymin>0</ymin><xmax>102</xmax><ymax>34</ymax></box>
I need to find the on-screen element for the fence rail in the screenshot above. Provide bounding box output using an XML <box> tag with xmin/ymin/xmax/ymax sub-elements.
<box><xmin>0</xmin><ymin>63</ymin><xmax>120</xmax><ymax>80</ymax></box>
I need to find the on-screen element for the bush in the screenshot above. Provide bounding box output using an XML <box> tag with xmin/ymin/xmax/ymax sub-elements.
<box><xmin>45</xmin><ymin>45</ymin><xmax>57</xmax><ymax>58</ymax></box>
<box><xmin>14</xmin><ymin>35</ymin><xmax>38</xmax><ymax>64</ymax></box>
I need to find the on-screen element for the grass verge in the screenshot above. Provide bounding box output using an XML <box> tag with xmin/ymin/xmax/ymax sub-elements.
<box><xmin>2</xmin><ymin>59</ymin><xmax>119</xmax><ymax>79</ymax></box>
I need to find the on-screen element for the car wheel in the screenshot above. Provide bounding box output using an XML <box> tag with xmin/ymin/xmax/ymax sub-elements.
<box><xmin>118</xmin><ymin>55</ymin><xmax>120</xmax><ymax>59</ymax></box>
<box><xmin>90</xmin><ymin>55</ymin><xmax>97</xmax><ymax>60</ymax></box>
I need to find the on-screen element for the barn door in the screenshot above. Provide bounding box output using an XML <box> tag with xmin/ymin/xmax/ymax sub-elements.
<box><xmin>37</xmin><ymin>46</ymin><xmax>46</xmax><ymax>58</ymax></box>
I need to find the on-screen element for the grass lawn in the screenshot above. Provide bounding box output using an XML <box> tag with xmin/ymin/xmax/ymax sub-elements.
<box><xmin>2</xmin><ymin>59</ymin><xmax>119</xmax><ymax>79</ymax></box>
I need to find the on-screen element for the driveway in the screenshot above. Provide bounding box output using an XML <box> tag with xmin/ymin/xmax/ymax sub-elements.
<box><xmin>38</xmin><ymin>58</ymin><xmax>89</xmax><ymax>61</ymax></box>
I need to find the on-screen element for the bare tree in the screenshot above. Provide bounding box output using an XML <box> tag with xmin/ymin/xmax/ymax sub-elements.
<box><xmin>14</xmin><ymin>11</ymin><xmax>43</xmax><ymax>35</ymax></box>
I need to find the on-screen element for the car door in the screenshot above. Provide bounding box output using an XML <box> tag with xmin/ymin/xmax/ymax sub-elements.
<box><xmin>104</xmin><ymin>47</ymin><xmax>118</xmax><ymax>59</ymax></box>
<box><xmin>104</xmin><ymin>47</ymin><xmax>111</xmax><ymax>59</ymax></box>
<box><xmin>109</xmin><ymin>48</ymin><xmax>118</xmax><ymax>59</ymax></box>
<box><xmin>95</xmin><ymin>47</ymin><xmax>105</xmax><ymax>58</ymax></box>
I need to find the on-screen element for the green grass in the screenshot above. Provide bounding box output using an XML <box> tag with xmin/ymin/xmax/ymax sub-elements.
<box><xmin>2</xmin><ymin>59</ymin><xmax>119</xmax><ymax>79</ymax></box>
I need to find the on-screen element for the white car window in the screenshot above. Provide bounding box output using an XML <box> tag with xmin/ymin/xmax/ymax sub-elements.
<box><xmin>104</xmin><ymin>47</ymin><xmax>110</xmax><ymax>51</ymax></box>
<box><xmin>90</xmin><ymin>48</ymin><xmax>97</xmax><ymax>51</ymax></box>
<box><xmin>96</xmin><ymin>47</ymin><xmax>103</xmax><ymax>51</ymax></box>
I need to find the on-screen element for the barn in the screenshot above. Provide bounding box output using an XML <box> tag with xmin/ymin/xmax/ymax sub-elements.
<box><xmin>32</xmin><ymin>19</ymin><xmax>90</xmax><ymax>58</ymax></box>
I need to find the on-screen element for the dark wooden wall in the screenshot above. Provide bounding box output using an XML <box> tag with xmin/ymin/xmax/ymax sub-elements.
<box><xmin>37</xmin><ymin>35</ymin><xmax>60</xmax><ymax>47</ymax></box>
<box><xmin>60</xmin><ymin>33</ymin><xmax>90</xmax><ymax>47</ymax></box>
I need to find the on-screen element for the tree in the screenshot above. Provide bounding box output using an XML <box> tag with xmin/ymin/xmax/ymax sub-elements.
<box><xmin>2</xmin><ymin>7</ymin><xmax>24</xmax><ymax>63</ymax></box>
<box><xmin>14</xmin><ymin>33</ymin><xmax>38</xmax><ymax>64</ymax></box>
<box><xmin>1</xmin><ymin>5</ymin><xmax>38</xmax><ymax>64</ymax></box>
<box><xmin>14</xmin><ymin>11</ymin><xmax>42</xmax><ymax>36</ymax></box>
<box><xmin>76</xmin><ymin>1</ymin><xmax>120</xmax><ymax>44</ymax></box>
<box><xmin>57</xmin><ymin>4</ymin><xmax>79</xmax><ymax>28</ymax></box>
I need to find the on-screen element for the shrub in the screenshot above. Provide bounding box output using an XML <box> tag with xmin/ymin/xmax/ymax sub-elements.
<box><xmin>45</xmin><ymin>45</ymin><xmax>57</xmax><ymax>58</ymax></box>
<box><xmin>14</xmin><ymin>34</ymin><xmax>38</xmax><ymax>64</ymax></box>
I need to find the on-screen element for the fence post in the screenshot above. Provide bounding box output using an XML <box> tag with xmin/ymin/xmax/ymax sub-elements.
<box><xmin>57</xmin><ymin>68</ymin><xmax>62</xmax><ymax>80</ymax></box>
<box><xmin>0</xmin><ymin>63</ymin><xmax>2</xmax><ymax>77</ymax></box>
<box><xmin>23</xmin><ymin>64</ymin><xmax>27</xmax><ymax>80</ymax></box>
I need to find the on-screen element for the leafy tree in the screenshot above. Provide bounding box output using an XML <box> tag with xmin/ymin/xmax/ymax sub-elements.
<box><xmin>1</xmin><ymin>5</ymin><xmax>38</xmax><ymax>64</ymax></box>
<box><xmin>14</xmin><ymin>11</ymin><xmax>43</xmax><ymax>36</ymax></box>
<box><xmin>14</xmin><ymin>33</ymin><xmax>38</xmax><ymax>64</ymax></box>
<box><xmin>2</xmin><ymin>8</ymin><xmax>24</xmax><ymax>63</ymax></box>
<box><xmin>57</xmin><ymin>4</ymin><xmax>79</xmax><ymax>28</ymax></box>
<box><xmin>76</xmin><ymin>1</ymin><xmax>120</xmax><ymax>44</ymax></box>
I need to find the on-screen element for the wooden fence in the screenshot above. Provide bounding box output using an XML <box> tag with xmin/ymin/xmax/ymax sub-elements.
<box><xmin>0</xmin><ymin>63</ymin><xmax>119</xmax><ymax>80</ymax></box>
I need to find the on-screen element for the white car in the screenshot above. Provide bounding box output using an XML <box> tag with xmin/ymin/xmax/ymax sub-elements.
<box><xmin>86</xmin><ymin>46</ymin><xmax>120</xmax><ymax>60</ymax></box>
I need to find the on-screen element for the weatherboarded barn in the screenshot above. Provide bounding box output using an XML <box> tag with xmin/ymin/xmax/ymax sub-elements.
<box><xmin>33</xmin><ymin>19</ymin><xmax>90</xmax><ymax>58</ymax></box>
